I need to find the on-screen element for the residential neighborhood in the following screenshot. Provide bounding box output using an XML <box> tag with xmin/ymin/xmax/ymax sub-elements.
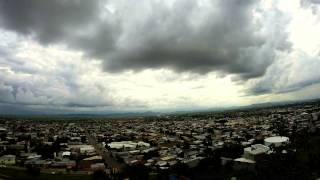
<box><xmin>0</xmin><ymin>100</ymin><xmax>320</xmax><ymax>179</ymax></box>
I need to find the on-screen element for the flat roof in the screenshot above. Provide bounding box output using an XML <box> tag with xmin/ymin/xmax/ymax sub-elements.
<box><xmin>244</xmin><ymin>144</ymin><xmax>270</xmax><ymax>155</ymax></box>
<box><xmin>234</xmin><ymin>157</ymin><xmax>255</xmax><ymax>164</ymax></box>
<box><xmin>264</xmin><ymin>136</ymin><xmax>289</xmax><ymax>143</ymax></box>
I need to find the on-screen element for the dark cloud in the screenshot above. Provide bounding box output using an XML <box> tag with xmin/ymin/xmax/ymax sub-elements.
<box><xmin>248</xmin><ymin>78</ymin><xmax>320</xmax><ymax>96</ymax></box>
<box><xmin>301</xmin><ymin>0</ymin><xmax>320</xmax><ymax>13</ymax></box>
<box><xmin>245</xmin><ymin>1</ymin><xmax>320</xmax><ymax>96</ymax></box>
<box><xmin>0</xmin><ymin>0</ymin><xmax>291</xmax><ymax>80</ymax></box>
<box><xmin>65</xmin><ymin>102</ymin><xmax>113</xmax><ymax>108</ymax></box>
<box><xmin>0</xmin><ymin>103</ymin><xmax>108</xmax><ymax>115</ymax></box>
<box><xmin>0</xmin><ymin>39</ymin><xmax>123</xmax><ymax>110</ymax></box>
<box><xmin>0</xmin><ymin>0</ymin><xmax>100</xmax><ymax>42</ymax></box>
<box><xmin>105</xmin><ymin>0</ymin><xmax>291</xmax><ymax>79</ymax></box>
<box><xmin>301</xmin><ymin>0</ymin><xmax>320</xmax><ymax>5</ymax></box>
<box><xmin>246</xmin><ymin>52</ymin><xmax>320</xmax><ymax>95</ymax></box>
<box><xmin>0</xmin><ymin>0</ymin><xmax>118</xmax><ymax>55</ymax></box>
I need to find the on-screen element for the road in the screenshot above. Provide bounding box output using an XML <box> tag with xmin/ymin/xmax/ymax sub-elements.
<box><xmin>85</xmin><ymin>130</ymin><xmax>124</xmax><ymax>172</ymax></box>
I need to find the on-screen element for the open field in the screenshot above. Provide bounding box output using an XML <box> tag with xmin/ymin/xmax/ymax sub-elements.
<box><xmin>0</xmin><ymin>167</ymin><xmax>92</xmax><ymax>180</ymax></box>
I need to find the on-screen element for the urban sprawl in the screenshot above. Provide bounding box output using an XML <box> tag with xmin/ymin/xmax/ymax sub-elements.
<box><xmin>0</xmin><ymin>100</ymin><xmax>320</xmax><ymax>179</ymax></box>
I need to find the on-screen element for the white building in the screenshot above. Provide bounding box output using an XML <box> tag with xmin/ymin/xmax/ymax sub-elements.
<box><xmin>69</xmin><ymin>144</ymin><xmax>96</xmax><ymax>155</ymax></box>
<box><xmin>243</xmin><ymin>144</ymin><xmax>270</xmax><ymax>161</ymax></box>
<box><xmin>264</xmin><ymin>136</ymin><xmax>289</xmax><ymax>147</ymax></box>
<box><xmin>107</xmin><ymin>141</ymin><xmax>150</xmax><ymax>150</ymax></box>
<box><xmin>233</xmin><ymin>144</ymin><xmax>270</xmax><ymax>171</ymax></box>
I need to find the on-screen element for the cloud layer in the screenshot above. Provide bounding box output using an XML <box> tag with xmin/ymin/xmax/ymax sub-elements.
<box><xmin>0</xmin><ymin>33</ymin><xmax>147</xmax><ymax>113</ymax></box>
<box><xmin>0</xmin><ymin>0</ymin><xmax>319</xmax><ymax>112</ymax></box>
<box><xmin>0</xmin><ymin>0</ymin><xmax>291</xmax><ymax>80</ymax></box>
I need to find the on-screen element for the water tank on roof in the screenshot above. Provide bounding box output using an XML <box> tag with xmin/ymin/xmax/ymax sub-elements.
<box><xmin>264</xmin><ymin>136</ymin><xmax>289</xmax><ymax>147</ymax></box>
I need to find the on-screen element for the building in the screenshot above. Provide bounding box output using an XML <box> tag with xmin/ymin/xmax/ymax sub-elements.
<box><xmin>233</xmin><ymin>144</ymin><xmax>270</xmax><ymax>171</ymax></box>
<box><xmin>264</xmin><ymin>136</ymin><xmax>289</xmax><ymax>147</ymax></box>
<box><xmin>107</xmin><ymin>141</ymin><xmax>150</xmax><ymax>151</ymax></box>
<box><xmin>243</xmin><ymin>144</ymin><xmax>270</xmax><ymax>161</ymax></box>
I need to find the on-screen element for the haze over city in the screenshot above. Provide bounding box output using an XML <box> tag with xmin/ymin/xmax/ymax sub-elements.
<box><xmin>0</xmin><ymin>0</ymin><xmax>320</xmax><ymax>114</ymax></box>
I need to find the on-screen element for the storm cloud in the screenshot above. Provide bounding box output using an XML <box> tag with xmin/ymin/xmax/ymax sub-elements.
<box><xmin>247</xmin><ymin>51</ymin><xmax>320</xmax><ymax>95</ymax></box>
<box><xmin>0</xmin><ymin>34</ymin><xmax>145</xmax><ymax>111</ymax></box>
<box><xmin>0</xmin><ymin>0</ymin><xmax>291</xmax><ymax>80</ymax></box>
<box><xmin>0</xmin><ymin>0</ymin><xmax>320</xmax><ymax>112</ymax></box>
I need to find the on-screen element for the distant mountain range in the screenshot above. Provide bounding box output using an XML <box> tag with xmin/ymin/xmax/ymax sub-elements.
<box><xmin>1</xmin><ymin>98</ymin><xmax>319</xmax><ymax>118</ymax></box>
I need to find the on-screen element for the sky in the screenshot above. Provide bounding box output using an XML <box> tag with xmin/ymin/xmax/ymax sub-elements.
<box><xmin>0</xmin><ymin>0</ymin><xmax>320</xmax><ymax>114</ymax></box>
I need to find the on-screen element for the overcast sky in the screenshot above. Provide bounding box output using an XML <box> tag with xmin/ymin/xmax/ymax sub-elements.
<box><xmin>0</xmin><ymin>0</ymin><xmax>320</xmax><ymax>114</ymax></box>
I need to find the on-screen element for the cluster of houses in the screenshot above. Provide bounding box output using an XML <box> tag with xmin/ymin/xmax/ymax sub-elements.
<box><xmin>0</xmin><ymin>102</ymin><xmax>319</xmax><ymax>177</ymax></box>
<box><xmin>0</xmin><ymin>121</ymin><xmax>105</xmax><ymax>173</ymax></box>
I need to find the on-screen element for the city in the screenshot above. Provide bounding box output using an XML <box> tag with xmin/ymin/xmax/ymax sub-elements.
<box><xmin>1</xmin><ymin>0</ymin><xmax>320</xmax><ymax>179</ymax></box>
<box><xmin>0</xmin><ymin>100</ymin><xmax>320</xmax><ymax>179</ymax></box>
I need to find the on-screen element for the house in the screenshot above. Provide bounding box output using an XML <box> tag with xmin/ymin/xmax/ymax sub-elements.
<box><xmin>233</xmin><ymin>144</ymin><xmax>270</xmax><ymax>171</ymax></box>
<box><xmin>243</xmin><ymin>144</ymin><xmax>270</xmax><ymax>161</ymax></box>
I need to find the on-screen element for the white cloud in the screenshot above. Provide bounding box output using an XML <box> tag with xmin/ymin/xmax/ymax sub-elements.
<box><xmin>0</xmin><ymin>0</ymin><xmax>320</xmax><ymax>113</ymax></box>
